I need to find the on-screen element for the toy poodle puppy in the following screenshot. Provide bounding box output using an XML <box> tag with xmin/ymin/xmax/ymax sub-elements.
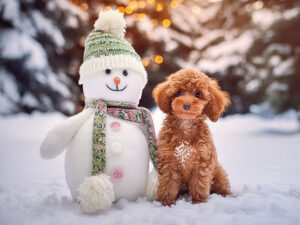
<box><xmin>153</xmin><ymin>69</ymin><xmax>231</xmax><ymax>206</ymax></box>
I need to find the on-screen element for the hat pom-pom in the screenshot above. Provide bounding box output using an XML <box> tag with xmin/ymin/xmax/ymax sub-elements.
<box><xmin>94</xmin><ymin>9</ymin><xmax>126</xmax><ymax>39</ymax></box>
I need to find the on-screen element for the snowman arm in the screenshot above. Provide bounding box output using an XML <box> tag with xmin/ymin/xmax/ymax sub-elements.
<box><xmin>40</xmin><ymin>108</ymin><xmax>94</xmax><ymax>159</ymax></box>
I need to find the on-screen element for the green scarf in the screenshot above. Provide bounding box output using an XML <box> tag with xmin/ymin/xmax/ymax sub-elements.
<box><xmin>85</xmin><ymin>99</ymin><xmax>157</xmax><ymax>176</ymax></box>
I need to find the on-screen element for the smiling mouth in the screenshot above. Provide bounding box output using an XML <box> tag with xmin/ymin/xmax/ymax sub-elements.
<box><xmin>106</xmin><ymin>84</ymin><xmax>127</xmax><ymax>92</ymax></box>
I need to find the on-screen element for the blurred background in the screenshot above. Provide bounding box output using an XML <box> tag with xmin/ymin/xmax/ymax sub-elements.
<box><xmin>0</xmin><ymin>0</ymin><xmax>299</xmax><ymax>122</ymax></box>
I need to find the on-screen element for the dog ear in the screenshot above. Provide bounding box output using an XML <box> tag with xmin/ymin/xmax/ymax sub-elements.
<box><xmin>152</xmin><ymin>80</ymin><xmax>171</xmax><ymax>114</ymax></box>
<box><xmin>204</xmin><ymin>79</ymin><xmax>230</xmax><ymax>122</ymax></box>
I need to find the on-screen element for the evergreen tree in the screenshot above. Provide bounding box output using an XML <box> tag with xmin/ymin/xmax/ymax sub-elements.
<box><xmin>247</xmin><ymin>4</ymin><xmax>300</xmax><ymax>120</ymax></box>
<box><xmin>0</xmin><ymin>0</ymin><xmax>87</xmax><ymax>115</ymax></box>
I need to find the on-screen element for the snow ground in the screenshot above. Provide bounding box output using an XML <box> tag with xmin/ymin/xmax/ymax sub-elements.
<box><xmin>0</xmin><ymin>110</ymin><xmax>300</xmax><ymax>225</ymax></box>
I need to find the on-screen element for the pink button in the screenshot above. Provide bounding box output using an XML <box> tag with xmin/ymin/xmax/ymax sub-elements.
<box><xmin>110</xmin><ymin>121</ymin><xmax>121</xmax><ymax>130</ymax></box>
<box><xmin>112</xmin><ymin>169</ymin><xmax>124</xmax><ymax>179</ymax></box>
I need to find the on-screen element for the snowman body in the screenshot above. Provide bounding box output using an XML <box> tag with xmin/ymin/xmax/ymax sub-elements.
<box><xmin>65</xmin><ymin>113</ymin><xmax>149</xmax><ymax>201</ymax></box>
<box><xmin>40</xmin><ymin>10</ymin><xmax>158</xmax><ymax>214</ymax></box>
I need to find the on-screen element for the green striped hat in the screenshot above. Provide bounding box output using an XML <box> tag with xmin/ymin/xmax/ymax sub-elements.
<box><xmin>79</xmin><ymin>10</ymin><xmax>147</xmax><ymax>87</ymax></box>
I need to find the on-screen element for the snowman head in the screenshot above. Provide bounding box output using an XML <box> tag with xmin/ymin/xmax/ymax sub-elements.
<box><xmin>82</xmin><ymin>68</ymin><xmax>143</xmax><ymax>104</ymax></box>
<box><xmin>79</xmin><ymin>10</ymin><xmax>147</xmax><ymax>105</ymax></box>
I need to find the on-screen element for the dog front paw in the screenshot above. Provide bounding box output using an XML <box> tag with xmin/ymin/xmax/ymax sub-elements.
<box><xmin>192</xmin><ymin>198</ymin><xmax>207</xmax><ymax>204</ymax></box>
<box><xmin>158</xmin><ymin>197</ymin><xmax>176</xmax><ymax>206</ymax></box>
<box><xmin>191</xmin><ymin>193</ymin><xmax>209</xmax><ymax>204</ymax></box>
<box><xmin>78</xmin><ymin>174</ymin><xmax>115</xmax><ymax>214</ymax></box>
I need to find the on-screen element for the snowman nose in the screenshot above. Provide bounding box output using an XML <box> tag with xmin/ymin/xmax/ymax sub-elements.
<box><xmin>114</xmin><ymin>77</ymin><xmax>120</xmax><ymax>85</ymax></box>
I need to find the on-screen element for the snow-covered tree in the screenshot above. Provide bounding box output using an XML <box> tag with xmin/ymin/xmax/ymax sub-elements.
<box><xmin>247</xmin><ymin>5</ymin><xmax>300</xmax><ymax>121</ymax></box>
<box><xmin>0</xmin><ymin>0</ymin><xmax>88</xmax><ymax>115</ymax></box>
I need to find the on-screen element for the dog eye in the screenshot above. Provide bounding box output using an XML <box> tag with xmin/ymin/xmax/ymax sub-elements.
<box><xmin>177</xmin><ymin>91</ymin><xmax>182</xmax><ymax>96</ymax></box>
<box><xmin>105</xmin><ymin>69</ymin><xmax>111</xmax><ymax>75</ymax></box>
<box><xmin>123</xmin><ymin>70</ymin><xmax>128</xmax><ymax>76</ymax></box>
<box><xmin>195</xmin><ymin>92</ymin><xmax>201</xmax><ymax>98</ymax></box>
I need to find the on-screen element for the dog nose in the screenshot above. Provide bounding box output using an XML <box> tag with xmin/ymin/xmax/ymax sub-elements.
<box><xmin>183</xmin><ymin>104</ymin><xmax>191</xmax><ymax>111</ymax></box>
<box><xmin>114</xmin><ymin>77</ymin><xmax>120</xmax><ymax>85</ymax></box>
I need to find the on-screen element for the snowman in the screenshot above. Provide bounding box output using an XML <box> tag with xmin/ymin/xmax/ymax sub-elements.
<box><xmin>40</xmin><ymin>10</ymin><xmax>158</xmax><ymax>214</ymax></box>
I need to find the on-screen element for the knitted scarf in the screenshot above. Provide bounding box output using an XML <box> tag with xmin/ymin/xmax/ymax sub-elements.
<box><xmin>85</xmin><ymin>99</ymin><xmax>157</xmax><ymax>176</ymax></box>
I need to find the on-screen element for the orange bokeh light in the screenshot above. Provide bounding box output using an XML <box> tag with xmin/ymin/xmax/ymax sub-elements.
<box><xmin>138</xmin><ymin>13</ymin><xmax>146</xmax><ymax>21</ymax></box>
<box><xmin>170</xmin><ymin>0</ymin><xmax>179</xmax><ymax>8</ymax></box>
<box><xmin>142</xmin><ymin>58</ymin><xmax>150</xmax><ymax>67</ymax></box>
<box><xmin>105</xmin><ymin>5</ymin><xmax>112</xmax><ymax>11</ymax></box>
<box><xmin>162</xmin><ymin>19</ymin><xmax>171</xmax><ymax>27</ymax></box>
<box><xmin>156</xmin><ymin>3</ymin><xmax>164</xmax><ymax>11</ymax></box>
<box><xmin>125</xmin><ymin>6</ymin><xmax>133</xmax><ymax>14</ymax></box>
<box><xmin>80</xmin><ymin>3</ymin><xmax>88</xmax><ymax>11</ymax></box>
<box><xmin>118</xmin><ymin>6</ymin><xmax>125</xmax><ymax>14</ymax></box>
<box><xmin>155</xmin><ymin>55</ymin><xmax>164</xmax><ymax>64</ymax></box>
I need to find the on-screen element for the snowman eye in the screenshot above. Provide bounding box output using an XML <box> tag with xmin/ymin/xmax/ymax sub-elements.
<box><xmin>105</xmin><ymin>69</ymin><xmax>111</xmax><ymax>75</ymax></box>
<box><xmin>123</xmin><ymin>70</ymin><xmax>128</xmax><ymax>76</ymax></box>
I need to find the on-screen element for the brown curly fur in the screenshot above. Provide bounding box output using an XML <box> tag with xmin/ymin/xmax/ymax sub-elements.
<box><xmin>153</xmin><ymin>69</ymin><xmax>232</xmax><ymax>206</ymax></box>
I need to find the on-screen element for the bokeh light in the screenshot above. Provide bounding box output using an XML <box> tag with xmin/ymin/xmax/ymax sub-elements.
<box><xmin>252</xmin><ymin>1</ymin><xmax>264</xmax><ymax>10</ymax></box>
<box><xmin>138</xmin><ymin>13</ymin><xmax>146</xmax><ymax>21</ymax></box>
<box><xmin>125</xmin><ymin>6</ymin><xmax>133</xmax><ymax>14</ymax></box>
<box><xmin>154</xmin><ymin>55</ymin><xmax>164</xmax><ymax>64</ymax></box>
<box><xmin>156</xmin><ymin>3</ymin><xmax>164</xmax><ymax>11</ymax></box>
<box><xmin>80</xmin><ymin>3</ymin><xmax>88</xmax><ymax>11</ymax></box>
<box><xmin>162</xmin><ymin>19</ymin><xmax>171</xmax><ymax>27</ymax></box>
<box><xmin>142</xmin><ymin>58</ymin><xmax>150</xmax><ymax>67</ymax></box>
<box><xmin>105</xmin><ymin>5</ymin><xmax>112</xmax><ymax>11</ymax></box>
<box><xmin>170</xmin><ymin>1</ymin><xmax>179</xmax><ymax>8</ymax></box>
<box><xmin>118</xmin><ymin>6</ymin><xmax>125</xmax><ymax>13</ymax></box>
